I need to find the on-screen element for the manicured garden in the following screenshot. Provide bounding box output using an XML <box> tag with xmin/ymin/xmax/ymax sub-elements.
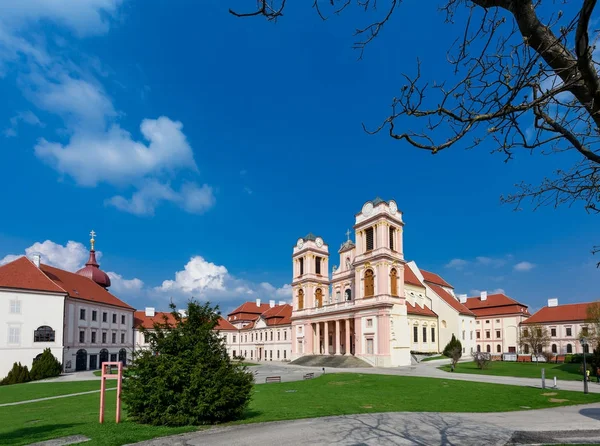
<box><xmin>2</xmin><ymin>373</ymin><xmax>600</xmax><ymax>446</ymax></box>
<box><xmin>420</xmin><ymin>355</ymin><xmax>444</xmax><ymax>362</ymax></box>
<box><xmin>0</xmin><ymin>380</ymin><xmax>116</xmax><ymax>405</ymax></box>
<box><xmin>439</xmin><ymin>360</ymin><xmax>589</xmax><ymax>382</ymax></box>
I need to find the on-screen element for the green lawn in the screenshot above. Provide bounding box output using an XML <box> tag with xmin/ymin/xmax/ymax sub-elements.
<box><xmin>0</xmin><ymin>381</ymin><xmax>115</xmax><ymax>405</ymax></box>
<box><xmin>420</xmin><ymin>355</ymin><xmax>445</xmax><ymax>362</ymax></box>
<box><xmin>2</xmin><ymin>373</ymin><xmax>600</xmax><ymax>445</ymax></box>
<box><xmin>93</xmin><ymin>370</ymin><xmax>118</xmax><ymax>377</ymax></box>
<box><xmin>439</xmin><ymin>361</ymin><xmax>587</xmax><ymax>381</ymax></box>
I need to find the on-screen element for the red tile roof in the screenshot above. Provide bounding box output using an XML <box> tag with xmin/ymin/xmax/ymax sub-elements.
<box><xmin>404</xmin><ymin>266</ymin><xmax>424</xmax><ymax>288</ymax></box>
<box><xmin>216</xmin><ymin>317</ymin><xmax>237</xmax><ymax>331</ymax></box>
<box><xmin>420</xmin><ymin>269</ymin><xmax>453</xmax><ymax>288</ymax></box>
<box><xmin>228</xmin><ymin>301</ymin><xmax>272</xmax><ymax>322</ymax></box>
<box><xmin>40</xmin><ymin>263</ymin><xmax>134</xmax><ymax>310</ymax></box>
<box><xmin>465</xmin><ymin>293</ymin><xmax>530</xmax><ymax>317</ymax></box>
<box><xmin>262</xmin><ymin>304</ymin><xmax>292</xmax><ymax>326</ymax></box>
<box><xmin>406</xmin><ymin>302</ymin><xmax>437</xmax><ymax>317</ymax></box>
<box><xmin>0</xmin><ymin>257</ymin><xmax>66</xmax><ymax>294</ymax></box>
<box><xmin>428</xmin><ymin>283</ymin><xmax>475</xmax><ymax>316</ymax></box>
<box><xmin>134</xmin><ymin>311</ymin><xmax>178</xmax><ymax>329</ymax></box>
<box><xmin>522</xmin><ymin>302</ymin><xmax>596</xmax><ymax>324</ymax></box>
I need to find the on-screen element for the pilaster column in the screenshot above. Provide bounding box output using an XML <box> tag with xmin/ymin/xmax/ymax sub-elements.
<box><xmin>324</xmin><ymin>321</ymin><xmax>330</xmax><ymax>355</ymax></box>
<box><xmin>335</xmin><ymin>320</ymin><xmax>341</xmax><ymax>355</ymax></box>
<box><xmin>345</xmin><ymin>319</ymin><xmax>351</xmax><ymax>355</ymax></box>
<box><xmin>315</xmin><ymin>322</ymin><xmax>320</xmax><ymax>355</ymax></box>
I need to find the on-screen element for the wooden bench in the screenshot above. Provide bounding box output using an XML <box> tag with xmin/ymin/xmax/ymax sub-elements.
<box><xmin>303</xmin><ymin>373</ymin><xmax>314</xmax><ymax>380</ymax></box>
<box><xmin>265</xmin><ymin>376</ymin><xmax>281</xmax><ymax>383</ymax></box>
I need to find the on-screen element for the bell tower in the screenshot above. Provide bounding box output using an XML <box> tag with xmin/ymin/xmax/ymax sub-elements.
<box><xmin>353</xmin><ymin>198</ymin><xmax>405</xmax><ymax>300</ymax></box>
<box><xmin>291</xmin><ymin>233</ymin><xmax>330</xmax><ymax>311</ymax></box>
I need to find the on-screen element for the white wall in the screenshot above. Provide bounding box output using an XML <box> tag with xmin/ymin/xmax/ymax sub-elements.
<box><xmin>0</xmin><ymin>289</ymin><xmax>65</xmax><ymax>378</ymax></box>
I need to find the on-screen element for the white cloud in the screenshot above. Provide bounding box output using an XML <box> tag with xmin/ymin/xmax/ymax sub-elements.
<box><xmin>514</xmin><ymin>261</ymin><xmax>535</xmax><ymax>272</ymax></box>
<box><xmin>258</xmin><ymin>282</ymin><xmax>292</xmax><ymax>299</ymax></box>
<box><xmin>4</xmin><ymin>110</ymin><xmax>43</xmax><ymax>137</ymax></box>
<box><xmin>475</xmin><ymin>256</ymin><xmax>507</xmax><ymax>268</ymax></box>
<box><xmin>107</xmin><ymin>271</ymin><xmax>144</xmax><ymax>295</ymax></box>
<box><xmin>106</xmin><ymin>180</ymin><xmax>214</xmax><ymax>217</ymax></box>
<box><xmin>0</xmin><ymin>240</ymin><xmax>95</xmax><ymax>271</ymax></box>
<box><xmin>157</xmin><ymin>256</ymin><xmax>228</xmax><ymax>295</ymax></box>
<box><xmin>469</xmin><ymin>288</ymin><xmax>506</xmax><ymax>296</ymax></box>
<box><xmin>445</xmin><ymin>258</ymin><xmax>468</xmax><ymax>270</ymax></box>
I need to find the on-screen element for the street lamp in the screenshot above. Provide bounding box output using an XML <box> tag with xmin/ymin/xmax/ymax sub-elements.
<box><xmin>580</xmin><ymin>337</ymin><xmax>589</xmax><ymax>394</ymax></box>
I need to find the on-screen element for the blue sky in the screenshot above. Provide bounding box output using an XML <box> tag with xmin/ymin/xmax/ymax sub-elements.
<box><xmin>0</xmin><ymin>1</ymin><xmax>597</xmax><ymax>314</ymax></box>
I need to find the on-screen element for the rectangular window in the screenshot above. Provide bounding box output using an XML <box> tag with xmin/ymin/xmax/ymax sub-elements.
<box><xmin>112</xmin><ymin>314</ymin><xmax>117</xmax><ymax>324</ymax></box>
<box><xmin>462</xmin><ymin>330</ymin><xmax>465</xmax><ymax>341</ymax></box>
<box><xmin>299</xmin><ymin>258</ymin><xmax>304</xmax><ymax>275</ymax></box>
<box><xmin>92</xmin><ymin>310</ymin><xmax>97</xmax><ymax>321</ymax></box>
<box><xmin>102</xmin><ymin>312</ymin><xmax>107</xmax><ymax>322</ymax></box>
<box><xmin>367</xmin><ymin>318</ymin><xmax>373</xmax><ymax>328</ymax></box>
<box><xmin>476</xmin><ymin>331</ymin><xmax>481</xmax><ymax>339</ymax></box>
<box><xmin>144</xmin><ymin>333</ymin><xmax>149</xmax><ymax>343</ymax></box>
<box><xmin>102</xmin><ymin>332</ymin><xmax>107</xmax><ymax>343</ymax></box>
<box><xmin>486</xmin><ymin>331</ymin><xmax>490</xmax><ymax>339</ymax></box>
<box><xmin>233</xmin><ymin>335</ymin><xmax>237</xmax><ymax>343</ymax></box>
<box><xmin>9</xmin><ymin>300</ymin><xmax>21</xmax><ymax>314</ymax></box>
<box><xmin>121</xmin><ymin>333</ymin><xmax>125</xmax><ymax>344</ymax></box>
<box><xmin>551</xmin><ymin>328</ymin><xmax>556</xmax><ymax>337</ymax></box>
<box><xmin>111</xmin><ymin>332</ymin><xmax>116</xmax><ymax>344</ymax></box>
<box><xmin>79</xmin><ymin>330</ymin><xmax>85</xmax><ymax>343</ymax></box>
<box><xmin>413</xmin><ymin>326</ymin><xmax>418</xmax><ymax>343</ymax></box>
<box><xmin>496</xmin><ymin>330</ymin><xmax>501</xmax><ymax>338</ymax></box>
<box><xmin>366</xmin><ymin>338</ymin><xmax>374</xmax><ymax>354</ymax></box>
<box><xmin>284</xmin><ymin>331</ymin><xmax>287</xmax><ymax>340</ymax></box>
<box><xmin>366</xmin><ymin>227</ymin><xmax>374</xmax><ymax>251</ymax></box>
<box><xmin>476</xmin><ymin>321</ymin><xmax>480</xmax><ymax>325</ymax></box>
<box><xmin>278</xmin><ymin>331</ymin><xmax>280</xmax><ymax>341</ymax></box>
<box><xmin>8</xmin><ymin>327</ymin><xmax>20</xmax><ymax>344</ymax></box>
<box><xmin>277</xmin><ymin>350</ymin><xmax>280</xmax><ymax>359</ymax></box>
<box><xmin>523</xmin><ymin>328</ymin><xmax>529</xmax><ymax>337</ymax></box>
<box><xmin>582</xmin><ymin>327</ymin><xmax>589</xmax><ymax>336</ymax></box>
<box><xmin>91</xmin><ymin>332</ymin><xmax>97</xmax><ymax>343</ymax></box>
<box><xmin>315</xmin><ymin>257</ymin><xmax>321</xmax><ymax>275</ymax></box>
<box><xmin>80</xmin><ymin>309</ymin><xmax>86</xmax><ymax>320</ymax></box>
<box><xmin>270</xmin><ymin>350</ymin><xmax>272</xmax><ymax>359</ymax></box>
<box><xmin>566</xmin><ymin>327</ymin><xmax>572</xmax><ymax>336</ymax></box>
<box><xmin>423</xmin><ymin>327</ymin><xmax>427</xmax><ymax>343</ymax></box>
<box><xmin>270</xmin><ymin>332</ymin><xmax>273</xmax><ymax>341</ymax></box>
<box><xmin>431</xmin><ymin>327</ymin><xmax>435</xmax><ymax>343</ymax></box>
<box><xmin>470</xmin><ymin>331</ymin><xmax>473</xmax><ymax>340</ymax></box>
<box><xmin>284</xmin><ymin>350</ymin><xmax>286</xmax><ymax>359</ymax></box>
<box><xmin>389</xmin><ymin>227</ymin><xmax>395</xmax><ymax>251</ymax></box>
<box><xmin>121</xmin><ymin>315</ymin><xmax>125</xmax><ymax>325</ymax></box>
<box><xmin>486</xmin><ymin>320</ymin><xmax>490</xmax><ymax>324</ymax></box>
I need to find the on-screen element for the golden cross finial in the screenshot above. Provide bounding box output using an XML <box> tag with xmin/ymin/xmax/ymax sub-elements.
<box><xmin>90</xmin><ymin>230</ymin><xmax>96</xmax><ymax>251</ymax></box>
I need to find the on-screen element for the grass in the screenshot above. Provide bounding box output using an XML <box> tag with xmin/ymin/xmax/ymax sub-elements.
<box><xmin>2</xmin><ymin>373</ymin><xmax>600</xmax><ymax>445</ymax></box>
<box><xmin>420</xmin><ymin>355</ymin><xmax>445</xmax><ymax>362</ymax></box>
<box><xmin>439</xmin><ymin>361</ymin><xmax>587</xmax><ymax>381</ymax></box>
<box><xmin>0</xmin><ymin>381</ymin><xmax>115</xmax><ymax>405</ymax></box>
<box><xmin>93</xmin><ymin>370</ymin><xmax>119</xmax><ymax>377</ymax></box>
<box><xmin>238</xmin><ymin>362</ymin><xmax>259</xmax><ymax>367</ymax></box>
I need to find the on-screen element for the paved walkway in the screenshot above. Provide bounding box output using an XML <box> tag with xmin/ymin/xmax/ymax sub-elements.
<box><xmin>130</xmin><ymin>403</ymin><xmax>600</xmax><ymax>446</ymax></box>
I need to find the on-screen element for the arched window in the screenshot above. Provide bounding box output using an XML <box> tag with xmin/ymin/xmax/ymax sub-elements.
<box><xmin>477</xmin><ymin>345</ymin><xmax>481</xmax><ymax>352</ymax></box>
<box><xmin>336</xmin><ymin>290</ymin><xmax>341</xmax><ymax>302</ymax></box>
<box><xmin>298</xmin><ymin>289</ymin><xmax>304</xmax><ymax>310</ymax></box>
<box><xmin>364</xmin><ymin>269</ymin><xmax>374</xmax><ymax>297</ymax></box>
<box><xmin>76</xmin><ymin>349</ymin><xmax>87</xmax><ymax>371</ymax></box>
<box><xmin>345</xmin><ymin>289</ymin><xmax>352</xmax><ymax>301</ymax></box>
<box><xmin>118</xmin><ymin>348</ymin><xmax>127</xmax><ymax>365</ymax></box>
<box><xmin>551</xmin><ymin>344</ymin><xmax>557</xmax><ymax>353</ymax></box>
<box><xmin>365</xmin><ymin>227</ymin><xmax>374</xmax><ymax>251</ymax></box>
<box><xmin>524</xmin><ymin>345</ymin><xmax>530</xmax><ymax>354</ymax></box>
<box><xmin>99</xmin><ymin>349</ymin><xmax>109</xmax><ymax>366</ymax></box>
<box><xmin>486</xmin><ymin>345</ymin><xmax>491</xmax><ymax>353</ymax></box>
<box><xmin>34</xmin><ymin>326</ymin><xmax>55</xmax><ymax>342</ymax></box>
<box><xmin>566</xmin><ymin>343</ymin><xmax>572</xmax><ymax>353</ymax></box>
<box><xmin>390</xmin><ymin>268</ymin><xmax>398</xmax><ymax>296</ymax></box>
<box><xmin>497</xmin><ymin>344</ymin><xmax>501</xmax><ymax>353</ymax></box>
<box><xmin>315</xmin><ymin>288</ymin><xmax>323</xmax><ymax>308</ymax></box>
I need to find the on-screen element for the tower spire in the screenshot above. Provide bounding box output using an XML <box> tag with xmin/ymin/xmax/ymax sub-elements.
<box><xmin>90</xmin><ymin>230</ymin><xmax>96</xmax><ymax>251</ymax></box>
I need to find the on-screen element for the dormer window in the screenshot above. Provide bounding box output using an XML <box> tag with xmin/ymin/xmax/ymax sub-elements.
<box><xmin>389</xmin><ymin>227</ymin><xmax>395</xmax><ymax>251</ymax></box>
<box><xmin>366</xmin><ymin>227</ymin><xmax>374</xmax><ymax>251</ymax></box>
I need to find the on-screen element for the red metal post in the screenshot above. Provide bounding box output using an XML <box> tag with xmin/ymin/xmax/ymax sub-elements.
<box><xmin>116</xmin><ymin>362</ymin><xmax>122</xmax><ymax>423</ymax></box>
<box><xmin>99</xmin><ymin>363</ymin><xmax>105</xmax><ymax>423</ymax></box>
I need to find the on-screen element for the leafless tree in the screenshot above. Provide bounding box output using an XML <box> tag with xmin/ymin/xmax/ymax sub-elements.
<box><xmin>231</xmin><ymin>1</ymin><xmax>600</xmax><ymax>260</ymax></box>
<box><xmin>472</xmin><ymin>351</ymin><xmax>492</xmax><ymax>369</ymax></box>
<box><xmin>520</xmin><ymin>324</ymin><xmax>550</xmax><ymax>363</ymax></box>
<box><xmin>585</xmin><ymin>301</ymin><xmax>600</xmax><ymax>348</ymax></box>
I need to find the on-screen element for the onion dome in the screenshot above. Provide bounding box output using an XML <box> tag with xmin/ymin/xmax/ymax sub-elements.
<box><xmin>76</xmin><ymin>230</ymin><xmax>111</xmax><ymax>288</ymax></box>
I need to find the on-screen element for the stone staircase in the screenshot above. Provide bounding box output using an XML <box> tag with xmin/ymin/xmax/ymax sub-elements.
<box><xmin>290</xmin><ymin>355</ymin><xmax>372</xmax><ymax>368</ymax></box>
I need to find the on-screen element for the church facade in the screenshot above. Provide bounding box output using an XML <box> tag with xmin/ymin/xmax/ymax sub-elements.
<box><xmin>290</xmin><ymin>198</ymin><xmax>478</xmax><ymax>367</ymax></box>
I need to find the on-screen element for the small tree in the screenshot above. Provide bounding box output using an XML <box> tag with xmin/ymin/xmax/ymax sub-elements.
<box><xmin>520</xmin><ymin>325</ymin><xmax>550</xmax><ymax>364</ymax></box>
<box><xmin>123</xmin><ymin>300</ymin><xmax>254</xmax><ymax>426</ymax></box>
<box><xmin>443</xmin><ymin>334</ymin><xmax>462</xmax><ymax>370</ymax></box>
<box><xmin>0</xmin><ymin>362</ymin><xmax>31</xmax><ymax>386</ymax></box>
<box><xmin>585</xmin><ymin>301</ymin><xmax>600</xmax><ymax>349</ymax></box>
<box><xmin>30</xmin><ymin>349</ymin><xmax>62</xmax><ymax>381</ymax></box>
<box><xmin>472</xmin><ymin>351</ymin><xmax>491</xmax><ymax>370</ymax></box>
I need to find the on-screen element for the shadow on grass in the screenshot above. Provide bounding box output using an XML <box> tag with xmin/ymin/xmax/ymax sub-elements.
<box><xmin>240</xmin><ymin>409</ymin><xmax>263</xmax><ymax>422</ymax></box>
<box><xmin>0</xmin><ymin>423</ymin><xmax>81</xmax><ymax>444</ymax></box>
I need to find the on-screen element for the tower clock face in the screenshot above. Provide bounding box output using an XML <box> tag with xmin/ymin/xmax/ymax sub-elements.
<box><xmin>296</xmin><ymin>238</ymin><xmax>304</xmax><ymax>249</ymax></box>
<box><xmin>389</xmin><ymin>200</ymin><xmax>398</xmax><ymax>215</ymax></box>
<box><xmin>315</xmin><ymin>237</ymin><xmax>323</xmax><ymax>248</ymax></box>
<box><xmin>362</xmin><ymin>202</ymin><xmax>373</xmax><ymax>216</ymax></box>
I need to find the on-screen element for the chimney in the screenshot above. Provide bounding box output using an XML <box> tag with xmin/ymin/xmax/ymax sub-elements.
<box><xmin>458</xmin><ymin>294</ymin><xmax>467</xmax><ymax>304</ymax></box>
<box><xmin>278</xmin><ymin>300</ymin><xmax>286</xmax><ymax>306</ymax></box>
<box><xmin>145</xmin><ymin>307</ymin><xmax>155</xmax><ymax>317</ymax></box>
<box><xmin>548</xmin><ymin>298</ymin><xmax>558</xmax><ymax>307</ymax></box>
<box><xmin>480</xmin><ymin>291</ymin><xmax>487</xmax><ymax>301</ymax></box>
<box><xmin>269</xmin><ymin>300</ymin><xmax>275</xmax><ymax>308</ymax></box>
<box><xmin>256</xmin><ymin>298</ymin><xmax>261</xmax><ymax>307</ymax></box>
<box><xmin>32</xmin><ymin>254</ymin><xmax>41</xmax><ymax>268</ymax></box>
